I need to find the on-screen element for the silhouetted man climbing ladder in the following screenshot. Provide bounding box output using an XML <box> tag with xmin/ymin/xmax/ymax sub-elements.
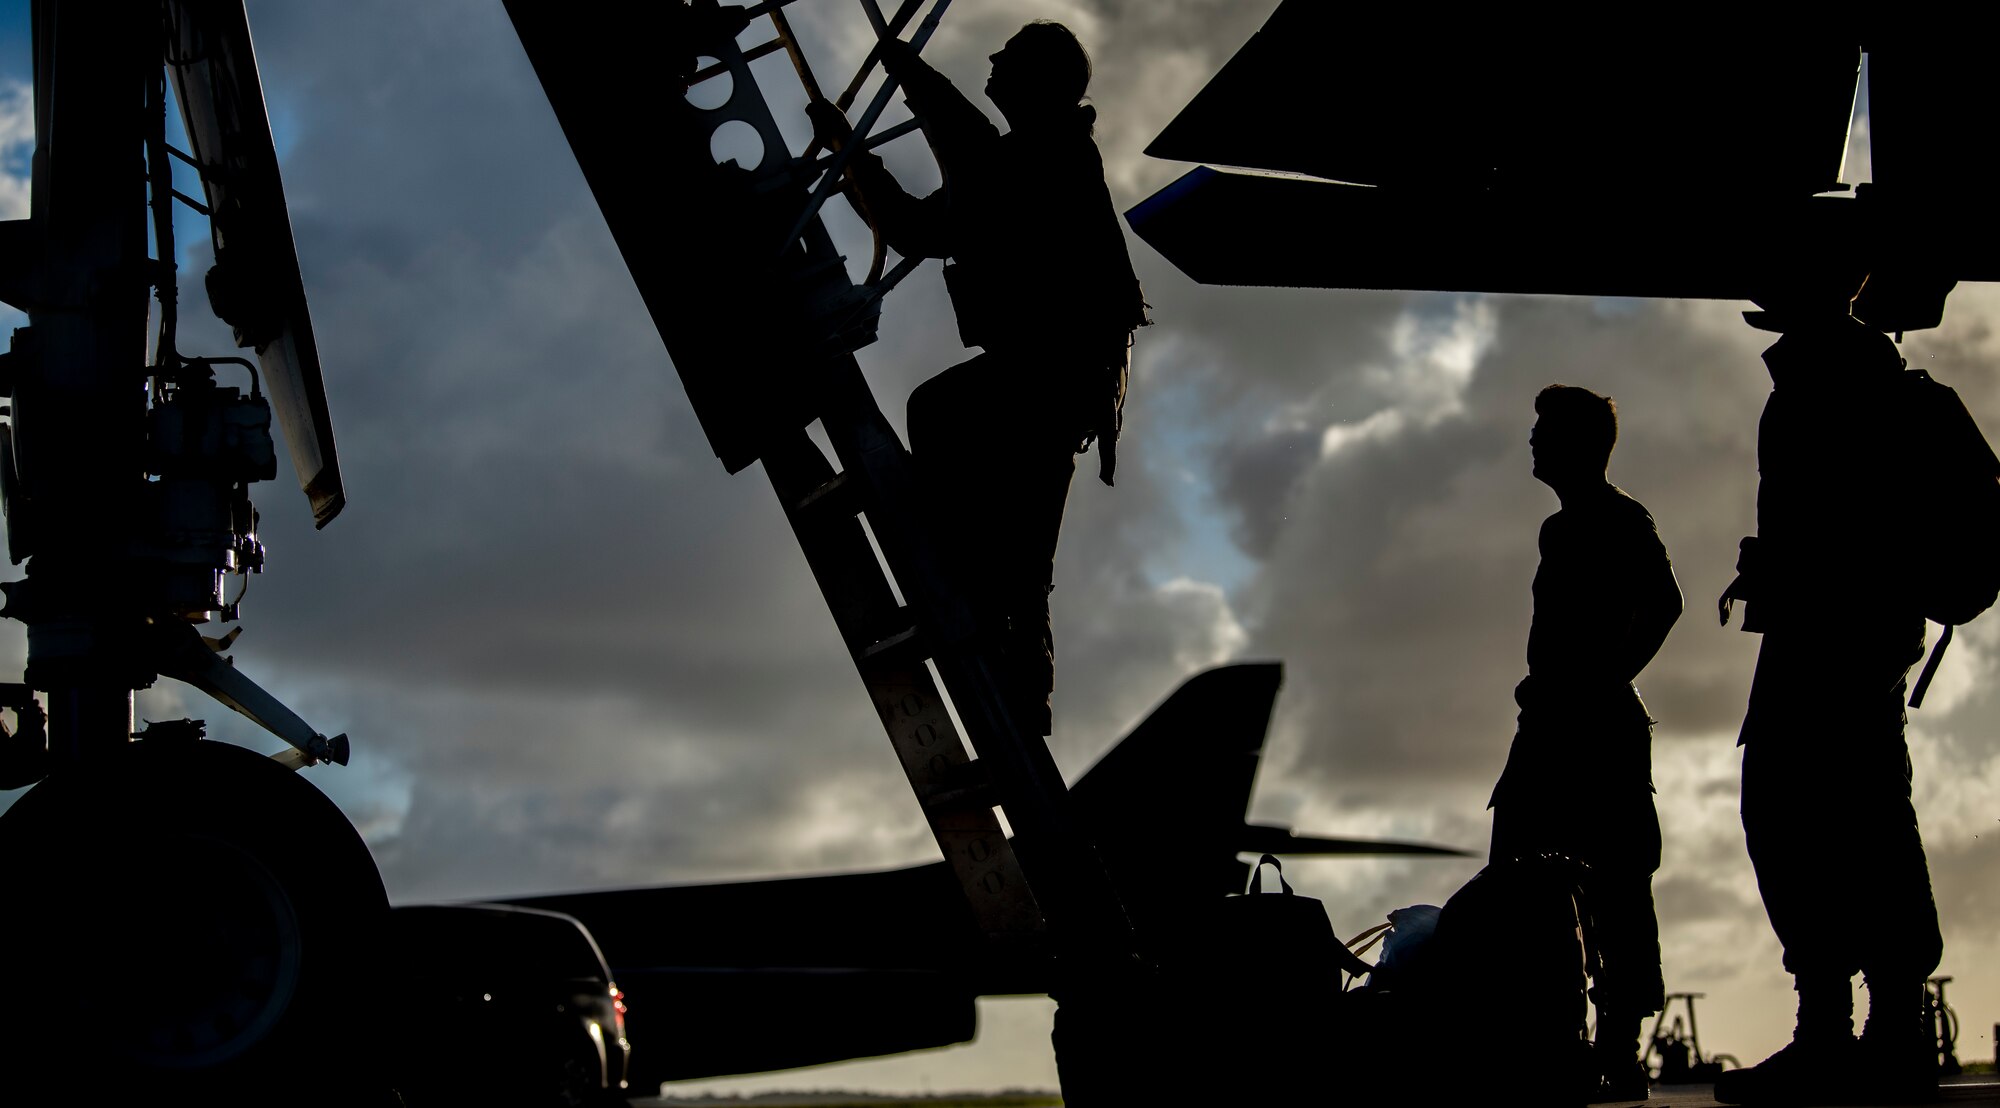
<box><xmin>505</xmin><ymin>2</ymin><xmax>1156</xmax><ymax>1102</ymax></box>
<box><xmin>811</xmin><ymin>23</ymin><xmax>1146</xmax><ymax>740</ymax></box>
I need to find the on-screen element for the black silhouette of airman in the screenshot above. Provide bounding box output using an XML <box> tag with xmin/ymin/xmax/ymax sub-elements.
<box><xmin>1488</xmin><ymin>384</ymin><xmax>1682</xmax><ymax>1099</ymax></box>
<box><xmin>1714</xmin><ymin>279</ymin><xmax>1943</xmax><ymax>1106</ymax></box>
<box><xmin>810</xmin><ymin>22</ymin><xmax>1147</xmax><ymax>735</ymax></box>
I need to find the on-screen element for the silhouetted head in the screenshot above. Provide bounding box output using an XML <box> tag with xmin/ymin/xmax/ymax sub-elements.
<box><xmin>986</xmin><ymin>21</ymin><xmax>1090</xmax><ymax>130</ymax></box>
<box><xmin>1531</xmin><ymin>384</ymin><xmax>1616</xmax><ymax>495</ymax></box>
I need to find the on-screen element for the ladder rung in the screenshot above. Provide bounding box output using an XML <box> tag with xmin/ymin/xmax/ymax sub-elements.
<box><xmin>688</xmin><ymin>38</ymin><xmax>786</xmax><ymax>87</ymax></box>
<box><xmin>791</xmin><ymin>469</ymin><xmax>860</xmax><ymax>517</ymax></box>
<box><xmin>917</xmin><ymin>758</ymin><xmax>995</xmax><ymax>811</ymax></box>
<box><xmin>860</xmin><ymin>624</ymin><xmax>923</xmax><ymax>663</ymax></box>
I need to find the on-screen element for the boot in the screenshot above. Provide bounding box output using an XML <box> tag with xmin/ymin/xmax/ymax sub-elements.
<box><xmin>1714</xmin><ymin>975</ymin><xmax>1857</xmax><ymax>1105</ymax></box>
<box><xmin>1594</xmin><ymin>1052</ymin><xmax>1652</xmax><ymax>1103</ymax></box>
<box><xmin>1857</xmin><ymin>978</ymin><xmax>1939</xmax><ymax>1102</ymax></box>
<box><xmin>1592</xmin><ymin>1011</ymin><xmax>1650</xmax><ymax>1102</ymax></box>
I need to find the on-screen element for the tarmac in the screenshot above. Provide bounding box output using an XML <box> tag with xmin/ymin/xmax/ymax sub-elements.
<box><xmin>1621</xmin><ymin>1075</ymin><xmax>2000</xmax><ymax>1108</ymax></box>
<box><xmin>630</xmin><ymin>1075</ymin><xmax>2000</xmax><ymax>1107</ymax></box>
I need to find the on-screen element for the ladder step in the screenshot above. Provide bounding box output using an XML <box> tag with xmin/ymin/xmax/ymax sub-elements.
<box><xmin>791</xmin><ymin>469</ymin><xmax>862</xmax><ymax>518</ymax></box>
<box><xmin>860</xmin><ymin>622</ymin><xmax>924</xmax><ymax>663</ymax></box>
<box><xmin>916</xmin><ymin>757</ymin><xmax>995</xmax><ymax>811</ymax></box>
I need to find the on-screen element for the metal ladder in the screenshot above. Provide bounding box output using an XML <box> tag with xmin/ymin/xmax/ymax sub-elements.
<box><xmin>680</xmin><ymin>0</ymin><xmax>1139</xmax><ymax>964</ymax></box>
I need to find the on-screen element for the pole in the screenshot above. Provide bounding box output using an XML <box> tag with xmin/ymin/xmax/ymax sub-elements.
<box><xmin>14</xmin><ymin>1</ymin><xmax>156</xmax><ymax>763</ymax></box>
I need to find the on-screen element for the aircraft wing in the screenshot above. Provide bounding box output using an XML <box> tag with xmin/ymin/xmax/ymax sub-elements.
<box><xmin>518</xmin><ymin>866</ymin><xmax>993</xmax><ymax>1082</ymax></box>
<box><xmin>1239</xmin><ymin>822</ymin><xmax>1467</xmax><ymax>858</ymax></box>
<box><xmin>512</xmin><ymin>662</ymin><xmax>1465</xmax><ymax>1085</ymax></box>
<box><xmin>1128</xmin><ymin>166</ymin><xmax>1870</xmax><ymax>301</ymax></box>
<box><xmin>1128</xmin><ymin>2</ymin><xmax>2000</xmax><ymax>333</ymax></box>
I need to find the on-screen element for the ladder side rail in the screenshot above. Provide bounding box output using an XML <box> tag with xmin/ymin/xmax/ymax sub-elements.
<box><xmin>807</xmin><ymin>359</ymin><xmax>1141</xmax><ymax>967</ymax></box>
<box><xmin>824</xmin><ymin>0</ymin><xmax>927</xmax><ymax>119</ymax></box>
<box><xmin>744</xmin><ymin>0</ymin><xmax>1122</xmax><ymax>961</ymax></box>
<box><xmin>762</xmin><ymin>428</ymin><xmax>1046</xmax><ymax>941</ymax></box>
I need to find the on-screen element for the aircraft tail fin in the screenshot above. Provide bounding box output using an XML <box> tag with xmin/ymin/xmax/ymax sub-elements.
<box><xmin>1068</xmin><ymin>663</ymin><xmax>1282</xmax><ymax>920</ymax></box>
<box><xmin>1068</xmin><ymin>662</ymin><xmax>1467</xmax><ymax>930</ymax></box>
<box><xmin>1069</xmin><ymin>661</ymin><xmax>1280</xmax><ymax>849</ymax></box>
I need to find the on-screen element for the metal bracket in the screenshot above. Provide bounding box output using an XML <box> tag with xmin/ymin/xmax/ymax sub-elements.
<box><xmin>147</xmin><ymin>619</ymin><xmax>350</xmax><ymax>769</ymax></box>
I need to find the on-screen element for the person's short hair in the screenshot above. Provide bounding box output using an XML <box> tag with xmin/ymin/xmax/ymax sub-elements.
<box><xmin>1013</xmin><ymin>21</ymin><xmax>1091</xmax><ymax>106</ymax></box>
<box><xmin>1535</xmin><ymin>384</ymin><xmax>1617</xmax><ymax>462</ymax></box>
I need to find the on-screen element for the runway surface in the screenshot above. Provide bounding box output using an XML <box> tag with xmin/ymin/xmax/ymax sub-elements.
<box><xmin>630</xmin><ymin>1074</ymin><xmax>2000</xmax><ymax>1107</ymax></box>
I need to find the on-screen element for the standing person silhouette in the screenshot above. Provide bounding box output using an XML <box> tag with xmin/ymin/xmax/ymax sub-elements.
<box><xmin>1488</xmin><ymin>385</ymin><xmax>1682</xmax><ymax>1100</ymax></box>
<box><xmin>1714</xmin><ymin>281</ymin><xmax>1943</xmax><ymax>1105</ymax></box>
<box><xmin>810</xmin><ymin>22</ymin><xmax>1148</xmax><ymax>736</ymax></box>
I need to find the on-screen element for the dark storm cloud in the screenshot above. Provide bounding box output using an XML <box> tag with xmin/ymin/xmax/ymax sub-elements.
<box><xmin>913</xmin><ymin>0</ymin><xmax>1281</xmax><ymax>192</ymax></box>
<box><xmin>1655</xmin><ymin>872</ymin><xmax>1758</xmax><ymax>926</ymax></box>
<box><xmin>159</xmin><ymin>0</ymin><xmax>937</xmax><ymax>897</ymax></box>
<box><xmin>1210</xmin><ymin>424</ymin><xmax>1320</xmax><ymax>561</ymax></box>
<box><xmin>245</xmin><ymin>107</ymin><xmax>859</xmax><ymax>685</ymax></box>
<box><xmin>1138</xmin><ymin>278</ymin><xmax>1419</xmax><ymax>409</ymax></box>
<box><xmin>1226</xmin><ymin>296</ymin><xmax>1771</xmax><ymax>798</ymax></box>
<box><xmin>342</xmin><ymin>677</ymin><xmax>943</xmax><ymax>901</ymax></box>
<box><xmin>1132</xmin><ymin>280</ymin><xmax>1424</xmax><ymax>562</ymax></box>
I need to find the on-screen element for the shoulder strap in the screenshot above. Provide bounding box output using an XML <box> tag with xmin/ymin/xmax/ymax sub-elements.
<box><xmin>1247</xmin><ymin>853</ymin><xmax>1293</xmax><ymax>895</ymax></box>
<box><xmin>1901</xmin><ymin>368</ymin><xmax>2000</xmax><ymax>682</ymax></box>
<box><xmin>1910</xmin><ymin>624</ymin><xmax>1952</xmax><ymax>709</ymax></box>
<box><xmin>1344</xmin><ymin>920</ymin><xmax>1395</xmax><ymax>959</ymax></box>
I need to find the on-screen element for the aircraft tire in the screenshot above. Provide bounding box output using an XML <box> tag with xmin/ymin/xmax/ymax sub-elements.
<box><xmin>0</xmin><ymin>737</ymin><xmax>391</xmax><ymax>1103</ymax></box>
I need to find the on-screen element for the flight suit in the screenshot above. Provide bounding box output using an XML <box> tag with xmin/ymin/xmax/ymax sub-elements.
<box><xmin>844</xmin><ymin>53</ymin><xmax>1146</xmax><ymax>734</ymax></box>
<box><xmin>1735</xmin><ymin>317</ymin><xmax>1942</xmax><ymax>987</ymax></box>
<box><xmin>1490</xmin><ymin>483</ymin><xmax>1677</xmax><ymax>1019</ymax></box>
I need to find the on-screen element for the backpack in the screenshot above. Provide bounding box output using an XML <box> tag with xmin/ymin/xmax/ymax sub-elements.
<box><xmin>1426</xmin><ymin>856</ymin><xmax>1598</xmax><ymax>1104</ymax></box>
<box><xmin>1169</xmin><ymin>855</ymin><xmax>1370</xmax><ymax>1100</ymax></box>
<box><xmin>1901</xmin><ymin>369</ymin><xmax>2000</xmax><ymax>706</ymax></box>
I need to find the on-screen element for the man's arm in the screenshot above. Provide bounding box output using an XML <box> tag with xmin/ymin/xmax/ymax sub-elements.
<box><xmin>847</xmin><ymin>40</ymin><xmax>999</xmax><ymax>259</ymax></box>
<box><xmin>806</xmin><ymin>99</ymin><xmax>953</xmax><ymax>260</ymax></box>
<box><xmin>878</xmin><ymin>39</ymin><xmax>1000</xmax><ymax>165</ymax></box>
<box><xmin>1611</xmin><ymin>522</ymin><xmax>1683</xmax><ymax>685</ymax></box>
<box><xmin>846</xmin><ymin>153</ymin><xmax>953</xmax><ymax>260</ymax></box>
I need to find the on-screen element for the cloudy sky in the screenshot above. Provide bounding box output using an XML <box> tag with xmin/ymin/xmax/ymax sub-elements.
<box><xmin>3</xmin><ymin>0</ymin><xmax>1999</xmax><ymax>1095</ymax></box>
